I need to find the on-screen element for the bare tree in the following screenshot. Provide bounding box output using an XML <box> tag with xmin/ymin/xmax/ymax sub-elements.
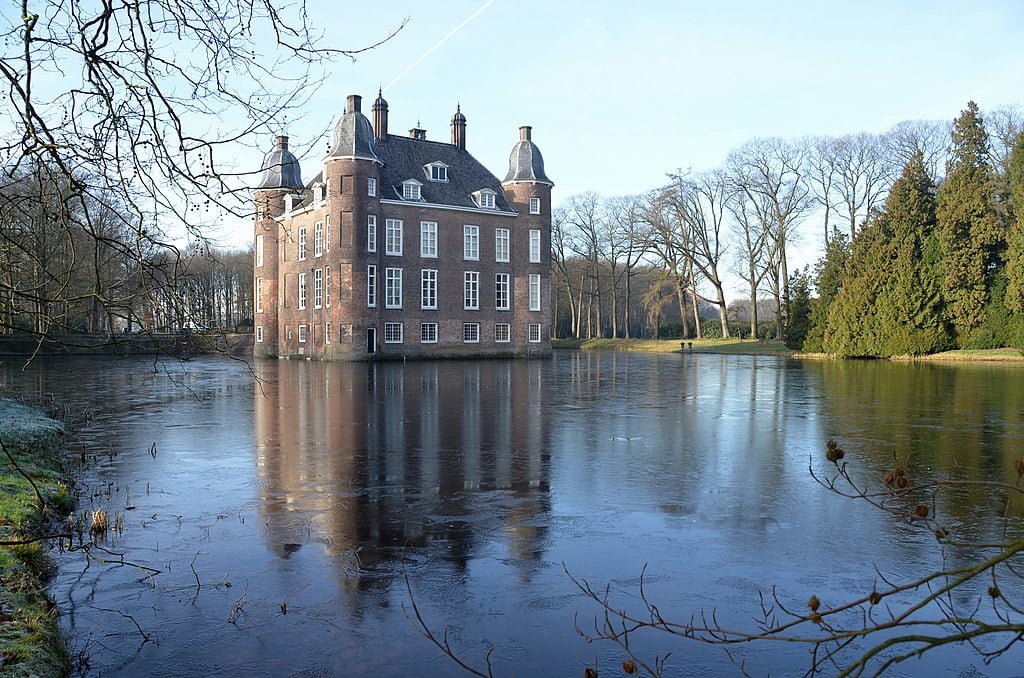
<box><xmin>832</xmin><ymin>133</ymin><xmax>893</xmax><ymax>239</ymax></box>
<box><xmin>564</xmin><ymin>192</ymin><xmax>605</xmax><ymax>338</ymax></box>
<box><xmin>642</xmin><ymin>186</ymin><xmax>694</xmax><ymax>339</ymax></box>
<box><xmin>805</xmin><ymin>136</ymin><xmax>840</xmax><ymax>249</ymax></box>
<box><xmin>884</xmin><ymin>119</ymin><xmax>950</xmax><ymax>182</ymax></box>
<box><xmin>985</xmin><ymin>105</ymin><xmax>1024</xmax><ymax>177</ymax></box>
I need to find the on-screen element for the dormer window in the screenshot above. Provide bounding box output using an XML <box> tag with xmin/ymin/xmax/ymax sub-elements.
<box><xmin>474</xmin><ymin>188</ymin><xmax>497</xmax><ymax>210</ymax></box>
<box><xmin>402</xmin><ymin>180</ymin><xmax>423</xmax><ymax>201</ymax></box>
<box><xmin>313</xmin><ymin>182</ymin><xmax>324</xmax><ymax>203</ymax></box>
<box><xmin>425</xmin><ymin>162</ymin><xmax>449</xmax><ymax>182</ymax></box>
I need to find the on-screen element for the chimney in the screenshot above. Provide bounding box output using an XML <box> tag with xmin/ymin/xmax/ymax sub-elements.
<box><xmin>372</xmin><ymin>89</ymin><xmax>388</xmax><ymax>142</ymax></box>
<box><xmin>346</xmin><ymin>94</ymin><xmax>362</xmax><ymax>114</ymax></box>
<box><xmin>451</xmin><ymin>105</ymin><xmax>467</xmax><ymax>150</ymax></box>
<box><xmin>519</xmin><ymin>126</ymin><xmax>532</xmax><ymax>141</ymax></box>
<box><xmin>409</xmin><ymin>124</ymin><xmax>426</xmax><ymax>140</ymax></box>
<box><xmin>276</xmin><ymin>135</ymin><xmax>289</xmax><ymax>150</ymax></box>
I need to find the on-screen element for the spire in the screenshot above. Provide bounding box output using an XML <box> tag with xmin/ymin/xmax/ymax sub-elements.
<box><xmin>451</xmin><ymin>103</ymin><xmax>467</xmax><ymax>150</ymax></box>
<box><xmin>372</xmin><ymin>87</ymin><xmax>388</xmax><ymax>141</ymax></box>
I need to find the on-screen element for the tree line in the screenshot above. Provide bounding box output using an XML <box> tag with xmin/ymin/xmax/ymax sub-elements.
<box><xmin>552</xmin><ymin>104</ymin><xmax>1023</xmax><ymax>349</ymax></box>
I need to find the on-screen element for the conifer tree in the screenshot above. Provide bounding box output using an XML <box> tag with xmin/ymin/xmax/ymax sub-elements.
<box><xmin>802</xmin><ymin>229</ymin><xmax>849</xmax><ymax>353</ymax></box>
<box><xmin>936</xmin><ymin>102</ymin><xmax>1000</xmax><ymax>341</ymax></box>
<box><xmin>1004</xmin><ymin>131</ymin><xmax>1024</xmax><ymax>312</ymax></box>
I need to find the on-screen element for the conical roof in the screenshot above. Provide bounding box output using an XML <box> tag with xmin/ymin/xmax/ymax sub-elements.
<box><xmin>256</xmin><ymin>136</ymin><xmax>303</xmax><ymax>190</ymax></box>
<box><xmin>327</xmin><ymin>95</ymin><xmax>380</xmax><ymax>162</ymax></box>
<box><xmin>503</xmin><ymin>126</ymin><xmax>552</xmax><ymax>185</ymax></box>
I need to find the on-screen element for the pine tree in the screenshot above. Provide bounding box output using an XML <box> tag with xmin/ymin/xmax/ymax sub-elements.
<box><xmin>1004</xmin><ymin>131</ymin><xmax>1024</xmax><ymax>312</ymax></box>
<box><xmin>936</xmin><ymin>101</ymin><xmax>1000</xmax><ymax>342</ymax></box>
<box><xmin>802</xmin><ymin>229</ymin><xmax>849</xmax><ymax>353</ymax></box>
<box><xmin>784</xmin><ymin>268</ymin><xmax>812</xmax><ymax>349</ymax></box>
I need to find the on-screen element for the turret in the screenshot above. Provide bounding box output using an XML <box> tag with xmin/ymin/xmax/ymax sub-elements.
<box><xmin>372</xmin><ymin>89</ymin><xmax>388</xmax><ymax>142</ymax></box>
<box><xmin>451</xmin><ymin>104</ymin><xmax>467</xmax><ymax>150</ymax></box>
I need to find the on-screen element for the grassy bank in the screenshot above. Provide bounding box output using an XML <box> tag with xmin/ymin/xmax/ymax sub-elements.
<box><xmin>0</xmin><ymin>399</ymin><xmax>71</xmax><ymax>677</ymax></box>
<box><xmin>552</xmin><ymin>337</ymin><xmax>793</xmax><ymax>356</ymax></box>
<box><xmin>895</xmin><ymin>347</ymin><xmax>1024</xmax><ymax>362</ymax></box>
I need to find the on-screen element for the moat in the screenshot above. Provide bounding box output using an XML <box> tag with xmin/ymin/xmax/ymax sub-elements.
<box><xmin>2</xmin><ymin>352</ymin><xmax>1023</xmax><ymax>675</ymax></box>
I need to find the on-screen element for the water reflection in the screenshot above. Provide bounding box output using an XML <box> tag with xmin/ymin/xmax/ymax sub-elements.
<box><xmin>254</xmin><ymin>360</ymin><xmax>552</xmax><ymax>595</ymax></box>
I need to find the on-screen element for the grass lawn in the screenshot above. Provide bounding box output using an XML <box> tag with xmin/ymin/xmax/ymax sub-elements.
<box><xmin>898</xmin><ymin>347</ymin><xmax>1024</xmax><ymax>362</ymax></box>
<box><xmin>552</xmin><ymin>337</ymin><xmax>793</xmax><ymax>356</ymax></box>
<box><xmin>0</xmin><ymin>399</ymin><xmax>71</xmax><ymax>677</ymax></box>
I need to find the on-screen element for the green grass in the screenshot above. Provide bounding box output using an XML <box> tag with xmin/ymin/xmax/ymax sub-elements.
<box><xmin>0</xmin><ymin>399</ymin><xmax>70</xmax><ymax>677</ymax></box>
<box><xmin>553</xmin><ymin>337</ymin><xmax>793</xmax><ymax>356</ymax></box>
<box><xmin>897</xmin><ymin>347</ymin><xmax>1024</xmax><ymax>362</ymax></box>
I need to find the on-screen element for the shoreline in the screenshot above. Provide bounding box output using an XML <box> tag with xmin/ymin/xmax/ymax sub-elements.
<box><xmin>0</xmin><ymin>398</ymin><xmax>71</xmax><ymax>677</ymax></box>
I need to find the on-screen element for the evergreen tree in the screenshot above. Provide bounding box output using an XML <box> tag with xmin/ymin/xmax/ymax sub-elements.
<box><xmin>802</xmin><ymin>229</ymin><xmax>849</xmax><ymax>353</ymax></box>
<box><xmin>1004</xmin><ymin>131</ymin><xmax>1024</xmax><ymax>312</ymax></box>
<box><xmin>784</xmin><ymin>268</ymin><xmax>812</xmax><ymax>349</ymax></box>
<box><xmin>936</xmin><ymin>101</ymin><xmax>1000</xmax><ymax>342</ymax></box>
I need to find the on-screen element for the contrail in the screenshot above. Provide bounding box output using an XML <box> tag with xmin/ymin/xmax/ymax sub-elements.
<box><xmin>385</xmin><ymin>0</ymin><xmax>498</xmax><ymax>91</ymax></box>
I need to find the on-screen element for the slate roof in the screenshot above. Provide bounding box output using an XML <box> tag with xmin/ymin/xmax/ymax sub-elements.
<box><xmin>256</xmin><ymin>141</ymin><xmax>303</xmax><ymax>190</ymax></box>
<box><xmin>504</xmin><ymin>137</ymin><xmax>552</xmax><ymax>185</ymax></box>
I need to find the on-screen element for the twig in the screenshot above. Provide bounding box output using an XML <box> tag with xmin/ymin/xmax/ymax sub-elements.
<box><xmin>1</xmin><ymin>437</ymin><xmax>47</xmax><ymax>512</ymax></box>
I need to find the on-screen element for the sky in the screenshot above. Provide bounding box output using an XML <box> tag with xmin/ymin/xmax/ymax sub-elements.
<box><xmin>218</xmin><ymin>0</ymin><xmax>1024</xmax><ymax>298</ymax></box>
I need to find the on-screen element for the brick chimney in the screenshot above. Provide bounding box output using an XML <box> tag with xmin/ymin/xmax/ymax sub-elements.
<box><xmin>519</xmin><ymin>125</ymin><xmax>532</xmax><ymax>141</ymax></box>
<box><xmin>346</xmin><ymin>94</ymin><xmax>362</xmax><ymax>114</ymax></box>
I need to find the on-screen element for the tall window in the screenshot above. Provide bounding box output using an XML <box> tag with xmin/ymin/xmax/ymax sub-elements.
<box><xmin>368</xmin><ymin>177</ymin><xmax>377</xmax><ymax>197</ymax></box>
<box><xmin>421</xmin><ymin>269</ymin><xmax>437</xmax><ymax>309</ymax></box>
<box><xmin>313</xmin><ymin>268</ymin><xmax>324</xmax><ymax>308</ymax></box>
<box><xmin>528</xmin><ymin>323</ymin><xmax>542</xmax><ymax>343</ymax></box>
<box><xmin>367</xmin><ymin>215</ymin><xmax>377</xmax><ymax>252</ymax></box>
<box><xmin>325</xmin><ymin>215</ymin><xmax>330</xmax><ymax>251</ymax></box>
<box><xmin>325</xmin><ymin>266</ymin><xmax>331</xmax><ymax>307</ymax></box>
<box><xmin>463</xmin><ymin>225</ymin><xmax>479</xmax><ymax>260</ymax></box>
<box><xmin>298</xmin><ymin>273</ymin><xmax>307</xmax><ymax>309</ymax></box>
<box><xmin>495</xmin><ymin>273</ymin><xmax>510</xmax><ymax>310</ymax></box>
<box><xmin>420</xmin><ymin>322</ymin><xmax>438</xmax><ymax>344</ymax></box>
<box><xmin>256</xmin><ymin>235</ymin><xmax>264</xmax><ymax>267</ymax></box>
<box><xmin>255</xmin><ymin>277</ymin><xmax>263</xmax><ymax>313</ymax></box>
<box><xmin>385</xmin><ymin>267</ymin><xmax>403</xmax><ymax>308</ymax></box>
<box><xmin>464</xmin><ymin>271</ymin><xmax>479</xmax><ymax>310</ymax></box>
<box><xmin>420</xmin><ymin>221</ymin><xmax>437</xmax><ymax>258</ymax></box>
<box><xmin>298</xmin><ymin>325</ymin><xmax>307</xmax><ymax>343</ymax></box>
<box><xmin>529</xmin><ymin>197</ymin><xmax>541</xmax><ymax>214</ymax></box>
<box><xmin>367</xmin><ymin>265</ymin><xmax>377</xmax><ymax>307</ymax></box>
<box><xmin>529</xmin><ymin>274</ymin><xmax>541</xmax><ymax>311</ymax></box>
<box><xmin>256</xmin><ymin>326</ymin><xmax>263</xmax><ymax>342</ymax></box>
<box><xmin>495</xmin><ymin>324</ymin><xmax>511</xmax><ymax>343</ymax></box>
<box><xmin>463</xmin><ymin>323</ymin><xmax>480</xmax><ymax>343</ymax></box>
<box><xmin>529</xmin><ymin>229</ymin><xmax>541</xmax><ymax>263</ymax></box>
<box><xmin>386</xmin><ymin>219</ymin><xmax>403</xmax><ymax>255</ymax></box>
<box><xmin>314</xmin><ymin>221</ymin><xmax>324</xmax><ymax>257</ymax></box>
<box><xmin>495</xmin><ymin>228</ymin><xmax>510</xmax><ymax>262</ymax></box>
<box><xmin>384</xmin><ymin>322</ymin><xmax>403</xmax><ymax>344</ymax></box>
<box><xmin>298</xmin><ymin>227</ymin><xmax>307</xmax><ymax>261</ymax></box>
<box><xmin>325</xmin><ymin>322</ymin><xmax>331</xmax><ymax>344</ymax></box>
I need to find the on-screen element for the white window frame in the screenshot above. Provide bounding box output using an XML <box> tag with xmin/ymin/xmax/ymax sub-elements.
<box><xmin>529</xmin><ymin>197</ymin><xmax>541</xmax><ymax>215</ymax></box>
<box><xmin>325</xmin><ymin>215</ymin><xmax>331</xmax><ymax>252</ymax></box>
<box><xmin>420</xmin><ymin>221</ymin><xmax>437</xmax><ymax>258</ymax></box>
<box><xmin>421</xmin><ymin>269</ymin><xmax>437</xmax><ymax>310</ymax></box>
<box><xmin>386</xmin><ymin>219</ymin><xmax>403</xmax><ymax>256</ymax></box>
<box><xmin>255</xmin><ymin>277</ymin><xmax>263</xmax><ymax>313</ymax></box>
<box><xmin>367</xmin><ymin>265</ymin><xmax>377</xmax><ymax>307</ymax></box>
<box><xmin>476</xmin><ymin>190</ymin><xmax>496</xmax><ymax>209</ymax></box>
<box><xmin>402</xmin><ymin>181</ymin><xmax>422</xmax><ymax>201</ymax></box>
<box><xmin>298</xmin><ymin>227</ymin><xmax>307</xmax><ymax>261</ymax></box>
<box><xmin>325</xmin><ymin>266</ymin><xmax>331</xmax><ymax>308</ymax></box>
<box><xmin>495</xmin><ymin>228</ymin><xmax>510</xmax><ymax>262</ymax></box>
<box><xmin>464</xmin><ymin>271</ymin><xmax>479</xmax><ymax>310</ymax></box>
<box><xmin>313</xmin><ymin>268</ymin><xmax>324</xmax><ymax>309</ymax></box>
<box><xmin>528</xmin><ymin>323</ymin><xmax>542</xmax><ymax>343</ymax></box>
<box><xmin>298</xmin><ymin>272</ymin><xmax>307</xmax><ymax>310</ymax></box>
<box><xmin>367</xmin><ymin>215</ymin><xmax>377</xmax><ymax>253</ymax></box>
<box><xmin>314</xmin><ymin>221</ymin><xmax>324</xmax><ymax>257</ymax></box>
<box><xmin>463</xmin><ymin>225</ymin><xmax>479</xmax><ymax>260</ymax></box>
<box><xmin>385</xmin><ymin>267</ymin><xmax>403</xmax><ymax>309</ymax></box>
<box><xmin>256</xmin><ymin>234</ymin><xmax>264</xmax><ymax>267</ymax></box>
<box><xmin>368</xmin><ymin>177</ymin><xmax>377</xmax><ymax>197</ymax></box>
<box><xmin>298</xmin><ymin>324</ymin><xmax>307</xmax><ymax>343</ymax></box>
<box><xmin>529</xmin><ymin>229</ymin><xmax>541</xmax><ymax>263</ymax></box>
<box><xmin>529</xmin><ymin>274</ymin><xmax>541</xmax><ymax>311</ymax></box>
<box><xmin>256</xmin><ymin>325</ymin><xmax>263</xmax><ymax>343</ymax></box>
<box><xmin>384</xmin><ymin>322</ymin><xmax>404</xmax><ymax>344</ymax></box>
<box><xmin>463</xmin><ymin>322</ymin><xmax>480</xmax><ymax>343</ymax></box>
<box><xmin>325</xmin><ymin>322</ymin><xmax>331</xmax><ymax>344</ymax></box>
<box><xmin>495</xmin><ymin>323</ymin><xmax>511</xmax><ymax>343</ymax></box>
<box><xmin>495</xmin><ymin>273</ymin><xmax>510</xmax><ymax>311</ymax></box>
<box><xmin>426</xmin><ymin>163</ymin><xmax>448</xmax><ymax>182</ymax></box>
<box><xmin>420</xmin><ymin>322</ymin><xmax>438</xmax><ymax>344</ymax></box>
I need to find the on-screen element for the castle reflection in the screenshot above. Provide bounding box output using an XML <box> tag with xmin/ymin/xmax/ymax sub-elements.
<box><xmin>254</xmin><ymin>360</ymin><xmax>552</xmax><ymax>595</ymax></box>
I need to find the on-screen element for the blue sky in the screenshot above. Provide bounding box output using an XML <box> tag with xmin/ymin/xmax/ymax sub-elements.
<box><xmin>224</xmin><ymin>0</ymin><xmax>1024</xmax><ymax>291</ymax></box>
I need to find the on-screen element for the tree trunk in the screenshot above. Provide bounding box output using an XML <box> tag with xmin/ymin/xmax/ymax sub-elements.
<box><xmin>675</xmin><ymin>279</ymin><xmax>690</xmax><ymax>339</ymax></box>
<box><xmin>623</xmin><ymin>271</ymin><xmax>632</xmax><ymax>339</ymax></box>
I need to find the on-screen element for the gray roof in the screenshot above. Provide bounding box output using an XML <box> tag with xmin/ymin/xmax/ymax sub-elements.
<box><xmin>327</xmin><ymin>109</ymin><xmax>380</xmax><ymax>161</ymax></box>
<box><xmin>376</xmin><ymin>135</ymin><xmax>515</xmax><ymax>213</ymax></box>
<box><xmin>504</xmin><ymin>138</ymin><xmax>552</xmax><ymax>185</ymax></box>
<box><xmin>256</xmin><ymin>140</ymin><xmax>303</xmax><ymax>190</ymax></box>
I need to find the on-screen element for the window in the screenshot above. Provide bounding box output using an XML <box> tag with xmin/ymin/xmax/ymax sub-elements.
<box><xmin>367</xmin><ymin>265</ymin><xmax>377</xmax><ymax>307</ymax></box>
<box><xmin>530</xmin><ymin>197</ymin><xmax>541</xmax><ymax>214</ymax></box>
<box><xmin>367</xmin><ymin>215</ymin><xmax>377</xmax><ymax>252</ymax></box>
<box><xmin>464</xmin><ymin>271</ymin><xmax>479</xmax><ymax>310</ymax></box>
<box><xmin>325</xmin><ymin>266</ymin><xmax>331</xmax><ymax>307</ymax></box>
<box><xmin>420</xmin><ymin>221</ymin><xmax>437</xmax><ymax>258</ymax></box>
<box><xmin>463</xmin><ymin>323</ymin><xmax>480</xmax><ymax>343</ymax></box>
<box><xmin>386</xmin><ymin>219</ymin><xmax>403</xmax><ymax>255</ymax></box>
<box><xmin>256</xmin><ymin>326</ymin><xmax>263</xmax><ymax>342</ymax></box>
<box><xmin>495</xmin><ymin>273</ymin><xmax>510</xmax><ymax>310</ymax></box>
<box><xmin>298</xmin><ymin>273</ymin><xmax>307</xmax><ymax>310</ymax></box>
<box><xmin>385</xmin><ymin>267</ymin><xmax>403</xmax><ymax>308</ymax></box>
<box><xmin>298</xmin><ymin>324</ymin><xmax>307</xmax><ymax>343</ymax></box>
<box><xmin>325</xmin><ymin>216</ymin><xmax>331</xmax><ymax>252</ymax></box>
<box><xmin>421</xmin><ymin>323</ymin><xmax>437</xmax><ymax>343</ymax></box>
<box><xmin>529</xmin><ymin>274</ymin><xmax>541</xmax><ymax>311</ymax></box>
<box><xmin>427</xmin><ymin>163</ymin><xmax>448</xmax><ymax>182</ymax></box>
<box><xmin>256</xmin><ymin>235</ymin><xmax>264</xmax><ymax>267</ymax></box>
<box><xmin>298</xmin><ymin>227</ymin><xmax>307</xmax><ymax>260</ymax></box>
<box><xmin>403</xmin><ymin>181</ymin><xmax>422</xmax><ymax>200</ymax></box>
<box><xmin>463</xmin><ymin>225</ymin><xmax>479</xmax><ymax>260</ymax></box>
<box><xmin>384</xmin><ymin>322</ymin><xmax>403</xmax><ymax>344</ymax></box>
<box><xmin>529</xmin><ymin>229</ymin><xmax>541</xmax><ymax>263</ymax></box>
<box><xmin>313</xmin><ymin>268</ymin><xmax>323</xmax><ymax>308</ymax></box>
<box><xmin>495</xmin><ymin>324</ymin><xmax>511</xmax><ymax>343</ymax></box>
<box><xmin>314</xmin><ymin>221</ymin><xmax>324</xmax><ymax>257</ymax></box>
<box><xmin>255</xmin><ymin>277</ymin><xmax>263</xmax><ymax>313</ymax></box>
<box><xmin>476</xmin><ymin>190</ymin><xmax>496</xmax><ymax>209</ymax></box>
<box><xmin>325</xmin><ymin>322</ymin><xmax>331</xmax><ymax>344</ymax></box>
<box><xmin>368</xmin><ymin>177</ymin><xmax>377</xmax><ymax>197</ymax></box>
<box><xmin>529</xmin><ymin>324</ymin><xmax>542</xmax><ymax>342</ymax></box>
<box><xmin>314</xmin><ymin>183</ymin><xmax>324</xmax><ymax>203</ymax></box>
<box><xmin>421</xmin><ymin>269</ymin><xmax>437</xmax><ymax>309</ymax></box>
<box><xmin>495</xmin><ymin>228</ymin><xmax>509</xmax><ymax>262</ymax></box>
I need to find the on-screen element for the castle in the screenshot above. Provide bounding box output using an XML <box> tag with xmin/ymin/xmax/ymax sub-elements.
<box><xmin>252</xmin><ymin>92</ymin><xmax>553</xmax><ymax>360</ymax></box>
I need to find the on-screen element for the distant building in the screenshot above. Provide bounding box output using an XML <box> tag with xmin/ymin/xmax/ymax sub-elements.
<box><xmin>253</xmin><ymin>92</ymin><xmax>553</xmax><ymax>360</ymax></box>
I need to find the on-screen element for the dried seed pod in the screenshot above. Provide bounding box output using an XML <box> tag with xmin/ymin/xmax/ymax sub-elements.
<box><xmin>988</xmin><ymin>585</ymin><xmax>1001</xmax><ymax>599</ymax></box>
<box><xmin>622</xmin><ymin>661</ymin><xmax>637</xmax><ymax>675</ymax></box>
<box><xmin>883</xmin><ymin>471</ymin><xmax>895</xmax><ymax>485</ymax></box>
<box><xmin>896</xmin><ymin>475</ymin><xmax>908</xmax><ymax>489</ymax></box>
<box><xmin>810</xmin><ymin>612</ymin><xmax>822</xmax><ymax>624</ymax></box>
<box><xmin>914</xmin><ymin>504</ymin><xmax>929</xmax><ymax>519</ymax></box>
<box><xmin>808</xmin><ymin>595</ymin><xmax>821</xmax><ymax>612</ymax></box>
<box><xmin>869</xmin><ymin>591</ymin><xmax>883</xmax><ymax>605</ymax></box>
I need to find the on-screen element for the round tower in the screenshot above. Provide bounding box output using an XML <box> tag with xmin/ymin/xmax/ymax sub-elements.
<box><xmin>254</xmin><ymin>135</ymin><xmax>303</xmax><ymax>358</ymax></box>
